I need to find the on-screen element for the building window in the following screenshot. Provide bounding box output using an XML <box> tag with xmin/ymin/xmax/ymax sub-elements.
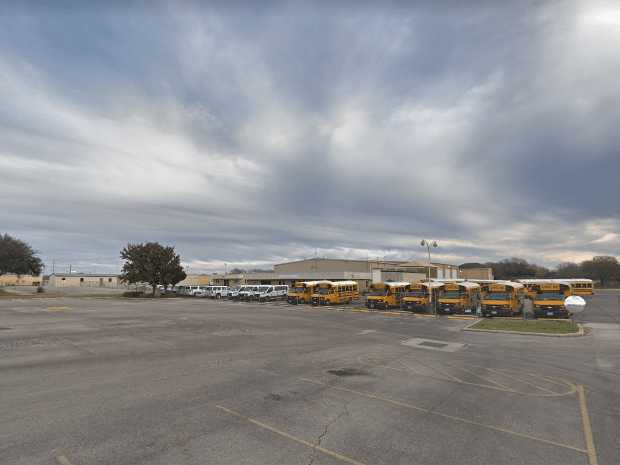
<box><xmin>61</xmin><ymin>278</ymin><xmax>66</xmax><ymax>281</ymax></box>
<box><xmin>108</xmin><ymin>278</ymin><xmax>112</xmax><ymax>282</ymax></box>
<box><xmin>80</xmin><ymin>278</ymin><xmax>84</xmax><ymax>282</ymax></box>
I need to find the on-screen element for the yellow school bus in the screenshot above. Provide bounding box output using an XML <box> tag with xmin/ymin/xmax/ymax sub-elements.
<box><xmin>287</xmin><ymin>281</ymin><xmax>331</xmax><ymax>304</ymax></box>
<box><xmin>563</xmin><ymin>279</ymin><xmax>594</xmax><ymax>296</ymax></box>
<box><xmin>401</xmin><ymin>281</ymin><xmax>444</xmax><ymax>313</ymax></box>
<box><xmin>532</xmin><ymin>282</ymin><xmax>572</xmax><ymax>318</ymax></box>
<box><xmin>437</xmin><ymin>282</ymin><xmax>481</xmax><ymax>315</ymax></box>
<box><xmin>366</xmin><ymin>282</ymin><xmax>410</xmax><ymax>309</ymax></box>
<box><xmin>311</xmin><ymin>281</ymin><xmax>359</xmax><ymax>306</ymax></box>
<box><xmin>516</xmin><ymin>279</ymin><xmax>543</xmax><ymax>299</ymax></box>
<box><xmin>481</xmin><ymin>282</ymin><xmax>525</xmax><ymax>317</ymax></box>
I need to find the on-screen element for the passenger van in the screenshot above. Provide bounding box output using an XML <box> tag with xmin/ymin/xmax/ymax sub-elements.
<box><xmin>231</xmin><ymin>285</ymin><xmax>252</xmax><ymax>300</ymax></box>
<box><xmin>184</xmin><ymin>285</ymin><xmax>204</xmax><ymax>297</ymax></box>
<box><xmin>238</xmin><ymin>286</ymin><xmax>260</xmax><ymax>301</ymax></box>
<box><xmin>311</xmin><ymin>281</ymin><xmax>359</xmax><ymax>306</ymax></box>
<box><xmin>480</xmin><ymin>282</ymin><xmax>525</xmax><ymax>317</ymax></box>
<box><xmin>366</xmin><ymin>282</ymin><xmax>410</xmax><ymax>309</ymax></box>
<box><xmin>287</xmin><ymin>281</ymin><xmax>330</xmax><ymax>304</ymax></box>
<box><xmin>437</xmin><ymin>282</ymin><xmax>480</xmax><ymax>315</ymax></box>
<box><xmin>206</xmin><ymin>286</ymin><xmax>228</xmax><ymax>299</ymax></box>
<box><xmin>401</xmin><ymin>282</ymin><xmax>443</xmax><ymax>313</ymax></box>
<box><xmin>257</xmin><ymin>285</ymin><xmax>289</xmax><ymax>301</ymax></box>
<box><xmin>532</xmin><ymin>282</ymin><xmax>572</xmax><ymax>318</ymax></box>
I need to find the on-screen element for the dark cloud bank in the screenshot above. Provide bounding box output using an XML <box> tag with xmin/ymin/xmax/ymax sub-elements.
<box><xmin>1</xmin><ymin>1</ymin><xmax>619</xmax><ymax>273</ymax></box>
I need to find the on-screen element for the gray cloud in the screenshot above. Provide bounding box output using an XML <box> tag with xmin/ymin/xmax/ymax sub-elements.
<box><xmin>1</xmin><ymin>1</ymin><xmax>619</xmax><ymax>273</ymax></box>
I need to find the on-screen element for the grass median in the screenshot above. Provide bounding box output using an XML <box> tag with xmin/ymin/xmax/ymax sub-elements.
<box><xmin>470</xmin><ymin>318</ymin><xmax>580</xmax><ymax>334</ymax></box>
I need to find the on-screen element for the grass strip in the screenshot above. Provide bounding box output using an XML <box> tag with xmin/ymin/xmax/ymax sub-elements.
<box><xmin>470</xmin><ymin>318</ymin><xmax>579</xmax><ymax>334</ymax></box>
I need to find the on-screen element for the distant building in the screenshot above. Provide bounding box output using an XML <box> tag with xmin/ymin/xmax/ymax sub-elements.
<box><xmin>178</xmin><ymin>274</ymin><xmax>212</xmax><ymax>286</ymax></box>
<box><xmin>0</xmin><ymin>274</ymin><xmax>42</xmax><ymax>286</ymax></box>
<box><xmin>210</xmin><ymin>258</ymin><xmax>461</xmax><ymax>292</ymax></box>
<box><xmin>48</xmin><ymin>273</ymin><xmax>121</xmax><ymax>288</ymax></box>
<box><xmin>459</xmin><ymin>263</ymin><xmax>494</xmax><ymax>280</ymax></box>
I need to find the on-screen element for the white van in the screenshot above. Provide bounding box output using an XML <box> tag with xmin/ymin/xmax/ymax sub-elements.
<box><xmin>186</xmin><ymin>285</ymin><xmax>204</xmax><ymax>297</ymax></box>
<box><xmin>226</xmin><ymin>286</ymin><xmax>241</xmax><ymax>299</ymax></box>
<box><xmin>208</xmin><ymin>286</ymin><xmax>228</xmax><ymax>299</ymax></box>
<box><xmin>239</xmin><ymin>286</ymin><xmax>261</xmax><ymax>300</ymax></box>
<box><xmin>228</xmin><ymin>285</ymin><xmax>254</xmax><ymax>300</ymax></box>
<box><xmin>257</xmin><ymin>285</ymin><xmax>289</xmax><ymax>301</ymax></box>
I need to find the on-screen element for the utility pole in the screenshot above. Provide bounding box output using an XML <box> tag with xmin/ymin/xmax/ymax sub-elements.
<box><xmin>420</xmin><ymin>240</ymin><xmax>438</xmax><ymax>317</ymax></box>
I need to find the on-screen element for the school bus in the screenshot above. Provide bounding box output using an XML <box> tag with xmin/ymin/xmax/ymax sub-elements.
<box><xmin>311</xmin><ymin>281</ymin><xmax>359</xmax><ymax>306</ymax></box>
<box><xmin>437</xmin><ymin>282</ymin><xmax>481</xmax><ymax>315</ymax></box>
<box><xmin>480</xmin><ymin>282</ymin><xmax>525</xmax><ymax>317</ymax></box>
<box><xmin>563</xmin><ymin>279</ymin><xmax>594</xmax><ymax>296</ymax></box>
<box><xmin>401</xmin><ymin>281</ymin><xmax>443</xmax><ymax>313</ymax></box>
<box><xmin>532</xmin><ymin>281</ymin><xmax>572</xmax><ymax>318</ymax></box>
<box><xmin>287</xmin><ymin>281</ymin><xmax>330</xmax><ymax>304</ymax></box>
<box><xmin>366</xmin><ymin>282</ymin><xmax>410</xmax><ymax>309</ymax></box>
<box><xmin>518</xmin><ymin>278</ymin><xmax>593</xmax><ymax>298</ymax></box>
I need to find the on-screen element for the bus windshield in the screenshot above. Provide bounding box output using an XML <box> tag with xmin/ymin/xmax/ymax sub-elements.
<box><xmin>485</xmin><ymin>292</ymin><xmax>509</xmax><ymax>300</ymax></box>
<box><xmin>368</xmin><ymin>289</ymin><xmax>387</xmax><ymax>296</ymax></box>
<box><xmin>405</xmin><ymin>291</ymin><xmax>426</xmax><ymax>297</ymax></box>
<box><xmin>537</xmin><ymin>293</ymin><xmax>564</xmax><ymax>300</ymax></box>
<box><xmin>441</xmin><ymin>291</ymin><xmax>463</xmax><ymax>299</ymax></box>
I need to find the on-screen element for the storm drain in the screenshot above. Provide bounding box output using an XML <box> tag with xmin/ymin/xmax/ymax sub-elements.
<box><xmin>402</xmin><ymin>338</ymin><xmax>466</xmax><ymax>352</ymax></box>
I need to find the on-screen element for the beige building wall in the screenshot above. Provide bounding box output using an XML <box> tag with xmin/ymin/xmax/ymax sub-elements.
<box><xmin>0</xmin><ymin>274</ymin><xmax>42</xmax><ymax>286</ymax></box>
<box><xmin>178</xmin><ymin>275</ymin><xmax>211</xmax><ymax>286</ymax></box>
<box><xmin>459</xmin><ymin>267</ymin><xmax>494</xmax><ymax>280</ymax></box>
<box><xmin>48</xmin><ymin>274</ymin><xmax>121</xmax><ymax>288</ymax></box>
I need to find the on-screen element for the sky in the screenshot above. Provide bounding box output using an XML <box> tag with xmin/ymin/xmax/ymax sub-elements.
<box><xmin>1</xmin><ymin>1</ymin><xmax>619</xmax><ymax>274</ymax></box>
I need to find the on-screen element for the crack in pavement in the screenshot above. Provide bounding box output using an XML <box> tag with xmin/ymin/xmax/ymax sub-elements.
<box><xmin>308</xmin><ymin>397</ymin><xmax>351</xmax><ymax>465</ymax></box>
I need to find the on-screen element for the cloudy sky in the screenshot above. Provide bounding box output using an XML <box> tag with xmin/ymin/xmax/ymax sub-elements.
<box><xmin>1</xmin><ymin>1</ymin><xmax>619</xmax><ymax>274</ymax></box>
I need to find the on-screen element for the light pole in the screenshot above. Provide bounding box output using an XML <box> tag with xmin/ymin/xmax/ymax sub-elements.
<box><xmin>420</xmin><ymin>240</ymin><xmax>438</xmax><ymax>316</ymax></box>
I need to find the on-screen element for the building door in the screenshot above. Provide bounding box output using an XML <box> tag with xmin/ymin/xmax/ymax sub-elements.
<box><xmin>99</xmin><ymin>278</ymin><xmax>104</xmax><ymax>287</ymax></box>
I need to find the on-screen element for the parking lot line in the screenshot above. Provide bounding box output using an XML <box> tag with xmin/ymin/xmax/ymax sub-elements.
<box><xmin>447</xmin><ymin>365</ymin><xmax>511</xmax><ymax>389</ymax></box>
<box><xmin>577</xmin><ymin>385</ymin><xmax>599</xmax><ymax>465</ymax></box>
<box><xmin>215</xmin><ymin>405</ymin><xmax>367</xmax><ymax>465</ymax></box>
<box><xmin>299</xmin><ymin>378</ymin><xmax>589</xmax><ymax>455</ymax></box>
<box><xmin>477</xmin><ymin>367</ymin><xmax>558</xmax><ymax>394</ymax></box>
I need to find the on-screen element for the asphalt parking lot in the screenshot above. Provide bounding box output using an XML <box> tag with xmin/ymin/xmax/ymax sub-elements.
<box><xmin>1</xmin><ymin>291</ymin><xmax>619</xmax><ymax>465</ymax></box>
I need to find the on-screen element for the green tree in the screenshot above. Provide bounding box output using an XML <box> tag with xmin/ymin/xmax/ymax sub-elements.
<box><xmin>581</xmin><ymin>256</ymin><xmax>620</xmax><ymax>287</ymax></box>
<box><xmin>486</xmin><ymin>258</ymin><xmax>550</xmax><ymax>281</ymax></box>
<box><xmin>0</xmin><ymin>233</ymin><xmax>43</xmax><ymax>276</ymax></box>
<box><xmin>120</xmin><ymin>242</ymin><xmax>186</xmax><ymax>296</ymax></box>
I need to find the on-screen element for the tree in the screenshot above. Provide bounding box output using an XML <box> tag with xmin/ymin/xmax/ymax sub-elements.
<box><xmin>556</xmin><ymin>262</ymin><xmax>582</xmax><ymax>279</ymax></box>
<box><xmin>0</xmin><ymin>233</ymin><xmax>43</xmax><ymax>276</ymax></box>
<box><xmin>485</xmin><ymin>258</ymin><xmax>550</xmax><ymax>281</ymax></box>
<box><xmin>120</xmin><ymin>242</ymin><xmax>186</xmax><ymax>296</ymax></box>
<box><xmin>581</xmin><ymin>256</ymin><xmax>620</xmax><ymax>287</ymax></box>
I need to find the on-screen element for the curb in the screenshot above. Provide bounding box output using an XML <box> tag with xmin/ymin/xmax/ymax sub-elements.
<box><xmin>462</xmin><ymin>320</ymin><xmax>585</xmax><ymax>337</ymax></box>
